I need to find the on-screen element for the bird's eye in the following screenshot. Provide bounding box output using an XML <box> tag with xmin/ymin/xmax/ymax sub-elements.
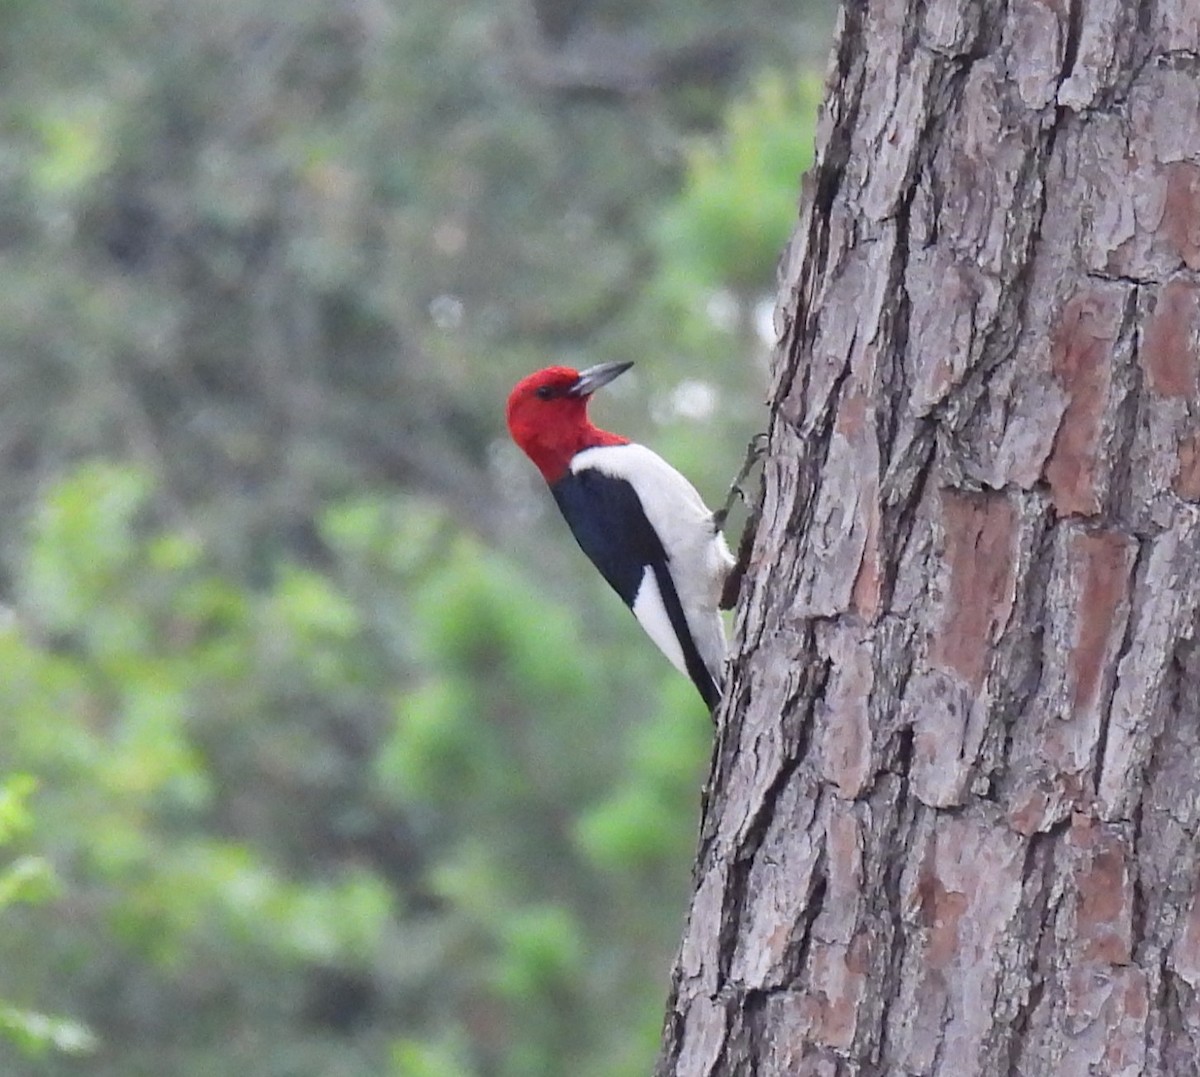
<box><xmin>535</xmin><ymin>385</ymin><xmax>553</xmax><ymax>400</ymax></box>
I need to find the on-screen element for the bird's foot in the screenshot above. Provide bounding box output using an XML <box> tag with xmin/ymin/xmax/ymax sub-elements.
<box><xmin>716</xmin><ymin>434</ymin><xmax>767</xmax><ymax>611</ymax></box>
<box><xmin>719</xmin><ymin>497</ymin><xmax>760</xmax><ymax>611</ymax></box>
<box><xmin>712</xmin><ymin>433</ymin><xmax>768</xmax><ymax>533</ymax></box>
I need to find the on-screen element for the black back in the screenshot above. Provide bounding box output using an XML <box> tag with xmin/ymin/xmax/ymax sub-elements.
<box><xmin>552</xmin><ymin>468</ymin><xmax>719</xmax><ymax>709</ymax></box>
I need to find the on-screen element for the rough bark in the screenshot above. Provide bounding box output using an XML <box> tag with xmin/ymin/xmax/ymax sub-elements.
<box><xmin>657</xmin><ymin>2</ymin><xmax>1200</xmax><ymax>1074</ymax></box>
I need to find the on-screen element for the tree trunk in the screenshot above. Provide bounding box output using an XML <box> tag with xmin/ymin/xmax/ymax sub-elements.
<box><xmin>657</xmin><ymin>2</ymin><xmax>1200</xmax><ymax>1074</ymax></box>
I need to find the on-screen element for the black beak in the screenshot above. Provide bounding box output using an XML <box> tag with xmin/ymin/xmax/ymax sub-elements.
<box><xmin>568</xmin><ymin>361</ymin><xmax>633</xmax><ymax>397</ymax></box>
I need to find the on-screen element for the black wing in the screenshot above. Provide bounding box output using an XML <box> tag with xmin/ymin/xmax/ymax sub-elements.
<box><xmin>551</xmin><ymin>468</ymin><xmax>719</xmax><ymax>709</ymax></box>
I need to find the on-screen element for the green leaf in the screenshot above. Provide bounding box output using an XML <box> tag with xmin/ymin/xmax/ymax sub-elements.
<box><xmin>657</xmin><ymin>70</ymin><xmax>823</xmax><ymax>295</ymax></box>
<box><xmin>30</xmin><ymin>99</ymin><xmax>112</xmax><ymax>197</ymax></box>
<box><xmin>22</xmin><ymin>462</ymin><xmax>150</xmax><ymax>633</ymax></box>
<box><xmin>392</xmin><ymin>1036</ymin><xmax>471</xmax><ymax>1077</ymax></box>
<box><xmin>271</xmin><ymin>565</ymin><xmax>360</xmax><ymax>641</ymax></box>
<box><xmin>0</xmin><ymin>1006</ymin><xmax>97</xmax><ymax>1058</ymax></box>
<box><xmin>375</xmin><ymin>679</ymin><xmax>476</xmax><ymax>802</ymax></box>
<box><xmin>0</xmin><ymin>855</ymin><xmax>58</xmax><ymax>907</ymax></box>
<box><xmin>490</xmin><ymin>905</ymin><xmax>583</xmax><ymax>1001</ymax></box>
<box><xmin>573</xmin><ymin>787</ymin><xmax>670</xmax><ymax>871</ymax></box>
<box><xmin>0</xmin><ymin>776</ymin><xmax>37</xmax><ymax>846</ymax></box>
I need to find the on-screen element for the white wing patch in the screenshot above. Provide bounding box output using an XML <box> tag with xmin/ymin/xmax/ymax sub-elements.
<box><xmin>572</xmin><ymin>443</ymin><xmax>733</xmax><ymax>687</ymax></box>
<box><xmin>631</xmin><ymin>567</ymin><xmax>688</xmax><ymax>676</ymax></box>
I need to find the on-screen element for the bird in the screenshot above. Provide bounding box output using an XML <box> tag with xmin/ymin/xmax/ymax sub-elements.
<box><xmin>506</xmin><ymin>362</ymin><xmax>734</xmax><ymax>710</ymax></box>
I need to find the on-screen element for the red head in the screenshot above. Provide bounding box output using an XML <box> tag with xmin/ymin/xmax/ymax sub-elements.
<box><xmin>506</xmin><ymin>362</ymin><xmax>633</xmax><ymax>482</ymax></box>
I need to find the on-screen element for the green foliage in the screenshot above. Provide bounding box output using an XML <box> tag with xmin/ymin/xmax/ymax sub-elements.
<box><xmin>0</xmin><ymin>0</ymin><xmax>833</xmax><ymax>1071</ymax></box>
<box><xmin>0</xmin><ymin>779</ymin><xmax>55</xmax><ymax>911</ymax></box>
<box><xmin>0</xmin><ymin>777</ymin><xmax>37</xmax><ymax>846</ymax></box>
<box><xmin>392</xmin><ymin>1036</ymin><xmax>472</xmax><ymax>1077</ymax></box>
<box><xmin>0</xmin><ymin>777</ymin><xmax>96</xmax><ymax>1061</ymax></box>
<box><xmin>0</xmin><ymin>1008</ymin><xmax>96</xmax><ymax>1061</ymax></box>
<box><xmin>2</xmin><ymin>466</ymin><xmax>402</xmax><ymax>1055</ymax></box>
<box><xmin>658</xmin><ymin>70</ymin><xmax>824</xmax><ymax>296</ymax></box>
<box><xmin>0</xmin><ymin>464</ymin><xmax>714</xmax><ymax>1075</ymax></box>
<box><xmin>490</xmin><ymin>905</ymin><xmax>584</xmax><ymax>1001</ymax></box>
<box><xmin>574</xmin><ymin>678</ymin><xmax>711</xmax><ymax>871</ymax></box>
<box><xmin>377</xmin><ymin>677</ymin><xmax>479</xmax><ymax>802</ymax></box>
<box><xmin>23</xmin><ymin>462</ymin><xmax>151</xmax><ymax>636</ymax></box>
<box><xmin>29</xmin><ymin>98</ymin><xmax>113</xmax><ymax>198</ymax></box>
<box><xmin>0</xmin><ymin>852</ymin><xmax>56</xmax><ymax>909</ymax></box>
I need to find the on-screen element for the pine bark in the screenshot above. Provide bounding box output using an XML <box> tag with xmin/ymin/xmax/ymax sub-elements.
<box><xmin>657</xmin><ymin>2</ymin><xmax>1200</xmax><ymax>1074</ymax></box>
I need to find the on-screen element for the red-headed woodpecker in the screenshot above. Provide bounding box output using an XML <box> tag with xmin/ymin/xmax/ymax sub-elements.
<box><xmin>506</xmin><ymin>362</ymin><xmax>734</xmax><ymax>710</ymax></box>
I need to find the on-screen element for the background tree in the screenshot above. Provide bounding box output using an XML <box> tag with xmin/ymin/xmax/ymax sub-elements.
<box><xmin>658</xmin><ymin>1</ymin><xmax>1200</xmax><ymax>1073</ymax></box>
<box><xmin>0</xmin><ymin>0</ymin><xmax>835</xmax><ymax>1075</ymax></box>
<box><xmin>0</xmin><ymin>776</ymin><xmax>94</xmax><ymax>1060</ymax></box>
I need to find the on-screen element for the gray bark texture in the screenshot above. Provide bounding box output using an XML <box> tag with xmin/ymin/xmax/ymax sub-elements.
<box><xmin>657</xmin><ymin>1</ymin><xmax>1200</xmax><ymax>1075</ymax></box>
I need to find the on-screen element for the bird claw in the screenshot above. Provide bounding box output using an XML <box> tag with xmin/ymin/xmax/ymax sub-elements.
<box><xmin>716</xmin><ymin>434</ymin><xmax>767</xmax><ymax>610</ymax></box>
<box><xmin>713</xmin><ymin>433</ymin><xmax>768</xmax><ymax>532</ymax></box>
